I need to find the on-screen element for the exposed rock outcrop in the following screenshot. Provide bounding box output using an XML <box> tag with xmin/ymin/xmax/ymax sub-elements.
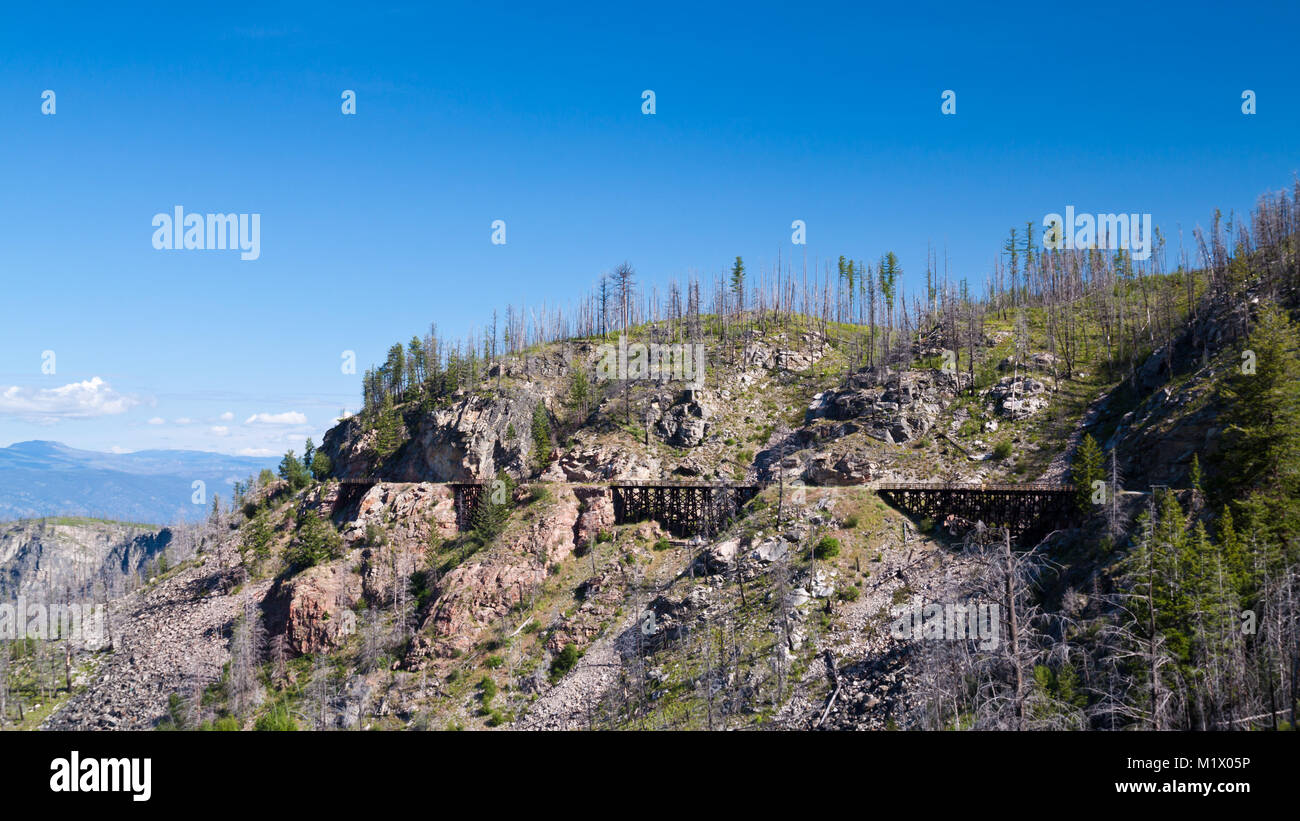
<box><xmin>803</xmin><ymin>450</ymin><xmax>879</xmax><ymax>486</ymax></box>
<box><xmin>264</xmin><ymin>560</ymin><xmax>362</xmax><ymax>655</ymax></box>
<box><xmin>806</xmin><ymin>368</ymin><xmax>968</xmax><ymax>444</ymax></box>
<box><xmin>742</xmin><ymin>336</ymin><xmax>829</xmax><ymax>372</ymax></box>
<box><xmin>0</xmin><ymin>519</ymin><xmax>170</xmax><ymax>600</ymax></box>
<box><xmin>322</xmin><ymin>391</ymin><xmax>541</xmax><ymax>483</ymax></box>
<box><xmin>404</xmin><ymin>487</ymin><xmax>582</xmax><ymax>664</ymax></box>
<box><xmin>984</xmin><ymin>375</ymin><xmax>1052</xmax><ymax>419</ymax></box>
<box><xmin>573</xmin><ymin>486</ymin><xmax>615</xmax><ymax>552</ymax></box>
<box><xmin>541</xmin><ymin>443</ymin><xmax>660</xmax><ymax>481</ymax></box>
<box><xmin>656</xmin><ymin>390</ymin><xmax>712</xmax><ymax>447</ymax></box>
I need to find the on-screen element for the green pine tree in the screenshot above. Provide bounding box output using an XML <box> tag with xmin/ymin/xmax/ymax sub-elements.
<box><xmin>278</xmin><ymin>450</ymin><xmax>310</xmax><ymax>490</ymax></box>
<box><xmin>530</xmin><ymin>404</ymin><xmax>552</xmax><ymax>471</ymax></box>
<box><xmin>730</xmin><ymin>256</ymin><xmax>745</xmax><ymax>312</ymax></box>
<box><xmin>1072</xmin><ymin>434</ymin><xmax>1105</xmax><ymax>512</ymax></box>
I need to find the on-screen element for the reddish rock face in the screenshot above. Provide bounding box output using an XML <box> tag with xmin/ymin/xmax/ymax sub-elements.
<box><xmin>267</xmin><ymin>561</ymin><xmax>362</xmax><ymax>655</ymax></box>
<box><xmin>573</xmin><ymin>486</ymin><xmax>615</xmax><ymax>552</ymax></box>
<box><xmin>345</xmin><ymin>482</ymin><xmax>459</xmax><ymax>546</ymax></box>
<box><xmin>337</xmin><ymin>482</ymin><xmax>459</xmax><ymax>605</ymax></box>
<box><xmin>416</xmin><ymin>559</ymin><xmax>548</xmax><ymax>659</ymax></box>
<box><xmin>404</xmin><ymin>487</ymin><xmax>582</xmax><ymax>665</ymax></box>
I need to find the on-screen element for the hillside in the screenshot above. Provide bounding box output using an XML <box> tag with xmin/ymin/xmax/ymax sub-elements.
<box><xmin>0</xmin><ymin>517</ymin><xmax>170</xmax><ymax>601</ymax></box>
<box><xmin>25</xmin><ymin>186</ymin><xmax>1300</xmax><ymax>733</ymax></box>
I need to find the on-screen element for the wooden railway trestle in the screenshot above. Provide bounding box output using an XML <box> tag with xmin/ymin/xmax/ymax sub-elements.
<box><xmin>336</xmin><ymin>478</ymin><xmax>484</xmax><ymax>531</ymax></box>
<box><xmin>333</xmin><ymin>478</ymin><xmax>1075</xmax><ymax>544</ymax></box>
<box><xmin>610</xmin><ymin>482</ymin><xmax>760</xmax><ymax>538</ymax></box>
<box><xmin>873</xmin><ymin>482</ymin><xmax>1077</xmax><ymax>543</ymax></box>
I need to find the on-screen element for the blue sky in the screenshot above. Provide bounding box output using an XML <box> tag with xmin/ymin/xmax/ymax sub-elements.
<box><xmin>1</xmin><ymin>1</ymin><xmax>1297</xmax><ymax>456</ymax></box>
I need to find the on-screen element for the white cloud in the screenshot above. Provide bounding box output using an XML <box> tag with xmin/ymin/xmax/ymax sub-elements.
<box><xmin>148</xmin><ymin>416</ymin><xmax>165</xmax><ymax>425</ymax></box>
<box><xmin>238</xmin><ymin>447</ymin><xmax>277</xmax><ymax>457</ymax></box>
<box><xmin>109</xmin><ymin>445</ymin><xmax>133</xmax><ymax>454</ymax></box>
<box><xmin>0</xmin><ymin>377</ymin><xmax>141</xmax><ymax>422</ymax></box>
<box><xmin>211</xmin><ymin>425</ymin><xmax>230</xmax><ymax>436</ymax></box>
<box><xmin>245</xmin><ymin>411</ymin><xmax>307</xmax><ymax>426</ymax></box>
<box><xmin>219</xmin><ymin>411</ymin><xmax>234</xmax><ymax>421</ymax></box>
<box><xmin>174</xmin><ymin>417</ymin><xmax>193</xmax><ymax>425</ymax></box>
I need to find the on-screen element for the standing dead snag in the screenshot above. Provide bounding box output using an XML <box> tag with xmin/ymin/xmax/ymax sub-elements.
<box><xmin>1003</xmin><ymin>528</ymin><xmax>1024</xmax><ymax>729</ymax></box>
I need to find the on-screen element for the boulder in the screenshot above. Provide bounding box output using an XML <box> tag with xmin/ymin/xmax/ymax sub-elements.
<box><xmin>657</xmin><ymin>392</ymin><xmax>712</xmax><ymax>447</ymax></box>
<box><xmin>750</xmin><ymin>538</ymin><xmax>791</xmax><ymax>563</ymax></box>
<box><xmin>700</xmin><ymin>538</ymin><xmax>740</xmax><ymax>573</ymax></box>
<box><xmin>985</xmin><ymin>375</ymin><xmax>1052</xmax><ymax>419</ymax></box>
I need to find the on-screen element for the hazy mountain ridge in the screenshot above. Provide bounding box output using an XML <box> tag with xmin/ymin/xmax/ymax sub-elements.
<box><xmin>0</xmin><ymin>441</ymin><xmax>278</xmax><ymax>525</ymax></box>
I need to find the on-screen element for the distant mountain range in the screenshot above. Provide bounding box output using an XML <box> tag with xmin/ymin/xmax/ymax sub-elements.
<box><xmin>0</xmin><ymin>441</ymin><xmax>279</xmax><ymax>525</ymax></box>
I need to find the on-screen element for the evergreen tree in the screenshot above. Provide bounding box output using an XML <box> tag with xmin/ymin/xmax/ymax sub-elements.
<box><xmin>1219</xmin><ymin>304</ymin><xmax>1300</xmax><ymax>488</ymax></box>
<box><xmin>469</xmin><ymin>473</ymin><xmax>515</xmax><ymax>549</ymax></box>
<box><xmin>730</xmin><ymin>256</ymin><xmax>745</xmax><ymax>313</ymax></box>
<box><xmin>373</xmin><ymin>397</ymin><xmax>404</xmax><ymax>463</ymax></box>
<box><xmin>277</xmin><ymin>450</ymin><xmax>310</xmax><ymax>490</ymax></box>
<box><xmin>1072</xmin><ymin>433</ymin><xmax>1104</xmax><ymax>512</ymax></box>
<box><xmin>241</xmin><ymin>508</ymin><xmax>273</xmax><ymax>570</ymax></box>
<box><xmin>530</xmin><ymin>403</ymin><xmax>552</xmax><ymax>471</ymax></box>
<box><xmin>288</xmin><ymin>510</ymin><xmax>343</xmax><ymax>568</ymax></box>
<box><xmin>1217</xmin><ymin>303</ymin><xmax>1300</xmax><ymax>545</ymax></box>
<box><xmin>567</xmin><ymin>364</ymin><xmax>590</xmax><ymax>420</ymax></box>
<box><xmin>309</xmin><ymin>450</ymin><xmax>332</xmax><ymax>482</ymax></box>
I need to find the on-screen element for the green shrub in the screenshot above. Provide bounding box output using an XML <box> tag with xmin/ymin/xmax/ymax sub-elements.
<box><xmin>595</xmin><ymin>529</ymin><xmax>613</xmax><ymax>543</ymax></box>
<box><xmin>842</xmin><ymin>515</ymin><xmax>859</xmax><ymax>529</ymax></box>
<box><xmin>485</xmin><ymin>655</ymin><xmax>505</xmax><ymax>669</ymax></box>
<box><xmin>653</xmin><ymin>538</ymin><xmax>672</xmax><ymax>552</ymax></box>
<box><xmin>485</xmin><ymin>709</ymin><xmax>514</xmax><ymax>727</ymax></box>
<box><xmin>992</xmin><ymin>441</ymin><xmax>1014</xmax><ymax>460</ymax></box>
<box><xmin>478</xmin><ymin>675</ymin><xmax>498</xmax><ymax>704</ymax></box>
<box><xmin>919</xmin><ymin>517</ymin><xmax>936</xmax><ymax>534</ymax></box>
<box><xmin>528</xmin><ymin>484</ymin><xmax>552</xmax><ymax>504</ymax></box>
<box><xmin>549</xmin><ymin>643</ymin><xmax>580</xmax><ymax>682</ymax></box>
<box><xmin>254</xmin><ymin>706</ymin><xmax>298</xmax><ymax>731</ymax></box>
<box><xmin>837</xmin><ymin>586</ymin><xmax>861</xmax><ymax>602</ymax></box>
<box><xmin>813</xmin><ymin>536</ymin><xmax>841</xmax><ymax>559</ymax></box>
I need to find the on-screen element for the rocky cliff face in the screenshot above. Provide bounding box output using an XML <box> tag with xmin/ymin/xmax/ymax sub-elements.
<box><xmin>323</xmin><ymin>391</ymin><xmax>541</xmax><ymax>483</ymax></box>
<box><xmin>264</xmin><ymin>561</ymin><xmax>361</xmax><ymax>655</ymax></box>
<box><xmin>0</xmin><ymin>519</ymin><xmax>170</xmax><ymax>601</ymax></box>
<box><xmin>404</xmin><ymin>485</ymin><xmax>585</xmax><ymax>664</ymax></box>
